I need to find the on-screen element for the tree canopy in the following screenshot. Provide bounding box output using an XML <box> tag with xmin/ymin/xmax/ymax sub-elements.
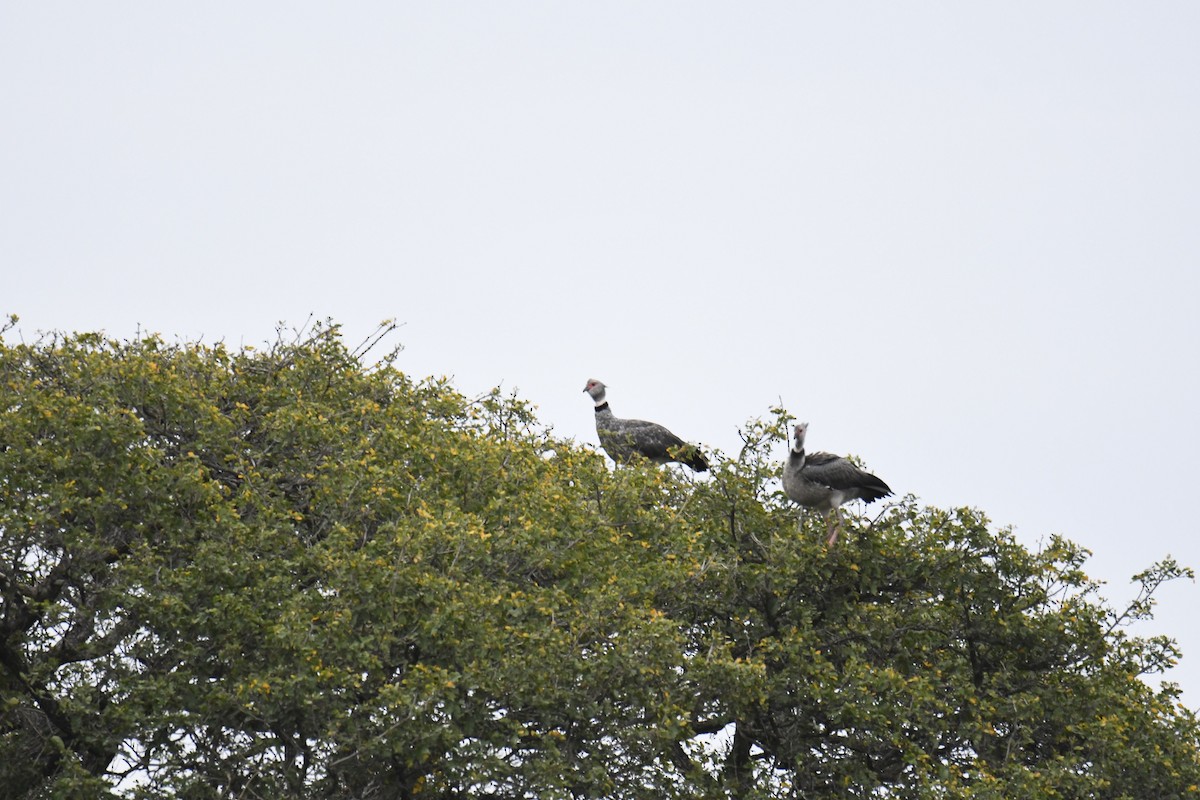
<box><xmin>2</xmin><ymin>319</ymin><xmax>1197</xmax><ymax>799</ymax></box>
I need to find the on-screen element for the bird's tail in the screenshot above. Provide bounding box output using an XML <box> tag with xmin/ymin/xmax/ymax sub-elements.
<box><xmin>859</xmin><ymin>475</ymin><xmax>892</xmax><ymax>503</ymax></box>
<box><xmin>672</xmin><ymin>444</ymin><xmax>710</xmax><ymax>472</ymax></box>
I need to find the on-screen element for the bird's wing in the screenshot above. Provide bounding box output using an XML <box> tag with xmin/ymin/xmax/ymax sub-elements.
<box><xmin>804</xmin><ymin>451</ymin><xmax>892</xmax><ymax>500</ymax></box>
<box><xmin>620</xmin><ymin>419</ymin><xmax>686</xmax><ymax>460</ymax></box>
<box><xmin>801</xmin><ymin>453</ymin><xmax>872</xmax><ymax>490</ymax></box>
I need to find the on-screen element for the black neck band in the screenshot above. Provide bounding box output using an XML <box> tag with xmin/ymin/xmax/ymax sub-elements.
<box><xmin>594</xmin><ymin>402</ymin><xmax>609</xmax><ymax>412</ymax></box>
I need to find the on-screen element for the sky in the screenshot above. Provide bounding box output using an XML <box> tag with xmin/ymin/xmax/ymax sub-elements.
<box><xmin>2</xmin><ymin>3</ymin><xmax>1199</xmax><ymax>703</ymax></box>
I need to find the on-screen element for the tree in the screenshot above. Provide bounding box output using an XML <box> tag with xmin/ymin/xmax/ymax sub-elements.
<box><xmin>1</xmin><ymin>318</ymin><xmax>1197</xmax><ymax>798</ymax></box>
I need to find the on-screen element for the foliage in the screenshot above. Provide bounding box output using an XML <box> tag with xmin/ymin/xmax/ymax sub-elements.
<box><xmin>1</xmin><ymin>317</ymin><xmax>1197</xmax><ymax>799</ymax></box>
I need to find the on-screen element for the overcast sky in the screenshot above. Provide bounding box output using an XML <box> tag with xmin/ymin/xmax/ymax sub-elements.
<box><xmin>3</xmin><ymin>2</ymin><xmax>1199</xmax><ymax>703</ymax></box>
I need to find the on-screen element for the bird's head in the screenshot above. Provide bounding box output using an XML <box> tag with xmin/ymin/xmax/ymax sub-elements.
<box><xmin>793</xmin><ymin>423</ymin><xmax>809</xmax><ymax>449</ymax></box>
<box><xmin>583</xmin><ymin>378</ymin><xmax>607</xmax><ymax>401</ymax></box>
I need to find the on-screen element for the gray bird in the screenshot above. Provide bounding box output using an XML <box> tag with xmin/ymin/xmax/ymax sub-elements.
<box><xmin>583</xmin><ymin>378</ymin><xmax>708</xmax><ymax>471</ymax></box>
<box><xmin>783</xmin><ymin>422</ymin><xmax>891</xmax><ymax>546</ymax></box>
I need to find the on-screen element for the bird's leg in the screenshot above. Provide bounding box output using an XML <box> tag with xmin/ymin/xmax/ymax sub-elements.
<box><xmin>825</xmin><ymin>509</ymin><xmax>842</xmax><ymax>548</ymax></box>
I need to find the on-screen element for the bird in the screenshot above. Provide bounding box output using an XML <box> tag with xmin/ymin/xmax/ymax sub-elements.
<box><xmin>782</xmin><ymin>422</ymin><xmax>891</xmax><ymax>546</ymax></box>
<box><xmin>582</xmin><ymin>378</ymin><xmax>709</xmax><ymax>471</ymax></box>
